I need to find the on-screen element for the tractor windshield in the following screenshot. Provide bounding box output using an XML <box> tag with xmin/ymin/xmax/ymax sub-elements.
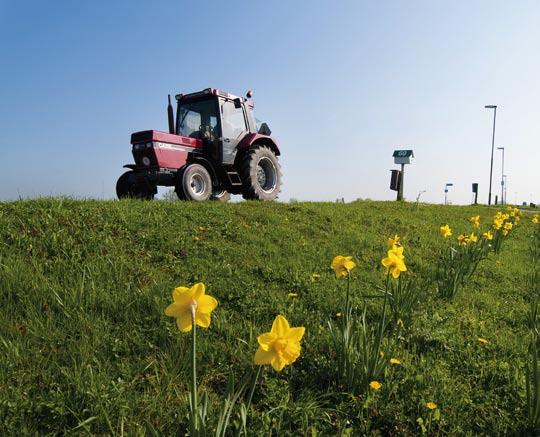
<box><xmin>176</xmin><ymin>98</ymin><xmax>219</xmax><ymax>139</ymax></box>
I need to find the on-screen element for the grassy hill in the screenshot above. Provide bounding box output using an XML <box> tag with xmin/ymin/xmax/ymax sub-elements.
<box><xmin>0</xmin><ymin>199</ymin><xmax>537</xmax><ymax>435</ymax></box>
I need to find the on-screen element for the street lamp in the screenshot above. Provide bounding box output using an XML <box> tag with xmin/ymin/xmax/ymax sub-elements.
<box><xmin>503</xmin><ymin>174</ymin><xmax>508</xmax><ymax>205</ymax></box>
<box><xmin>444</xmin><ymin>183</ymin><xmax>453</xmax><ymax>205</ymax></box>
<box><xmin>497</xmin><ymin>146</ymin><xmax>505</xmax><ymax>205</ymax></box>
<box><xmin>485</xmin><ymin>105</ymin><xmax>497</xmax><ymax>205</ymax></box>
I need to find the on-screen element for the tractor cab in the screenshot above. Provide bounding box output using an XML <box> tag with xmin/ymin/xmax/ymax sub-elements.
<box><xmin>175</xmin><ymin>88</ymin><xmax>260</xmax><ymax>165</ymax></box>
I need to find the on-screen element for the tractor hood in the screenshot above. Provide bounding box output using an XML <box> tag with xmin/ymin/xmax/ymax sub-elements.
<box><xmin>130</xmin><ymin>130</ymin><xmax>202</xmax><ymax>149</ymax></box>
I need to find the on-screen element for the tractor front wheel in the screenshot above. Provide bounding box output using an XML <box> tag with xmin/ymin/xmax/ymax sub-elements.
<box><xmin>116</xmin><ymin>171</ymin><xmax>155</xmax><ymax>200</ymax></box>
<box><xmin>240</xmin><ymin>145</ymin><xmax>282</xmax><ymax>200</ymax></box>
<box><xmin>175</xmin><ymin>163</ymin><xmax>212</xmax><ymax>201</ymax></box>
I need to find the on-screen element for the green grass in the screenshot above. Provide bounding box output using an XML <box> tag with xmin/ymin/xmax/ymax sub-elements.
<box><xmin>0</xmin><ymin>199</ymin><xmax>536</xmax><ymax>435</ymax></box>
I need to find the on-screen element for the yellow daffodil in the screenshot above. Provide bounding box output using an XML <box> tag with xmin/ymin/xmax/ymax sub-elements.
<box><xmin>508</xmin><ymin>206</ymin><xmax>520</xmax><ymax>217</ymax></box>
<box><xmin>254</xmin><ymin>315</ymin><xmax>305</xmax><ymax>372</ymax></box>
<box><xmin>477</xmin><ymin>337</ymin><xmax>489</xmax><ymax>344</ymax></box>
<box><xmin>439</xmin><ymin>224</ymin><xmax>452</xmax><ymax>238</ymax></box>
<box><xmin>164</xmin><ymin>283</ymin><xmax>218</xmax><ymax>332</ymax></box>
<box><xmin>493</xmin><ymin>218</ymin><xmax>504</xmax><ymax>230</ymax></box>
<box><xmin>388</xmin><ymin>234</ymin><xmax>401</xmax><ymax>247</ymax></box>
<box><xmin>457</xmin><ymin>234</ymin><xmax>468</xmax><ymax>246</ymax></box>
<box><xmin>389</xmin><ymin>358</ymin><xmax>401</xmax><ymax>365</ymax></box>
<box><xmin>533</xmin><ymin>214</ymin><xmax>539</xmax><ymax>224</ymax></box>
<box><xmin>468</xmin><ymin>233</ymin><xmax>478</xmax><ymax>243</ymax></box>
<box><xmin>504</xmin><ymin>222</ymin><xmax>513</xmax><ymax>231</ymax></box>
<box><xmin>381</xmin><ymin>246</ymin><xmax>407</xmax><ymax>279</ymax></box>
<box><xmin>470</xmin><ymin>215</ymin><xmax>480</xmax><ymax>229</ymax></box>
<box><xmin>369</xmin><ymin>381</ymin><xmax>382</xmax><ymax>391</ymax></box>
<box><xmin>331</xmin><ymin>256</ymin><xmax>356</xmax><ymax>278</ymax></box>
<box><xmin>287</xmin><ymin>293</ymin><xmax>298</xmax><ymax>298</ymax></box>
<box><xmin>482</xmin><ymin>230</ymin><xmax>493</xmax><ymax>240</ymax></box>
<box><xmin>379</xmin><ymin>351</ymin><xmax>385</xmax><ymax>358</ymax></box>
<box><xmin>335</xmin><ymin>312</ymin><xmax>342</xmax><ymax>317</ymax></box>
<box><xmin>311</xmin><ymin>273</ymin><xmax>321</xmax><ymax>282</ymax></box>
<box><xmin>426</xmin><ymin>402</ymin><xmax>437</xmax><ymax>410</ymax></box>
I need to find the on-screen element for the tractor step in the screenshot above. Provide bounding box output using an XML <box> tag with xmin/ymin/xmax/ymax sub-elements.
<box><xmin>226</xmin><ymin>171</ymin><xmax>242</xmax><ymax>186</ymax></box>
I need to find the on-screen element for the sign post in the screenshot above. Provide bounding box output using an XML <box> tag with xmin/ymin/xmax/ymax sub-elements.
<box><xmin>392</xmin><ymin>150</ymin><xmax>414</xmax><ymax>201</ymax></box>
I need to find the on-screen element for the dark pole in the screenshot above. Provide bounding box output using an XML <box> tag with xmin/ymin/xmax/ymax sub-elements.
<box><xmin>485</xmin><ymin>105</ymin><xmax>497</xmax><ymax>205</ymax></box>
<box><xmin>398</xmin><ymin>163</ymin><xmax>405</xmax><ymax>201</ymax></box>
<box><xmin>498</xmin><ymin>147</ymin><xmax>505</xmax><ymax>205</ymax></box>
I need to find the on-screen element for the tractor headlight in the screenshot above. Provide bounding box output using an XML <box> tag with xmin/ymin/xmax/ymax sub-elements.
<box><xmin>133</xmin><ymin>142</ymin><xmax>153</xmax><ymax>151</ymax></box>
<box><xmin>142</xmin><ymin>156</ymin><xmax>151</xmax><ymax>166</ymax></box>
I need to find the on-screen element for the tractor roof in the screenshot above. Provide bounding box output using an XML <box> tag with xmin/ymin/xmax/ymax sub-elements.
<box><xmin>176</xmin><ymin>88</ymin><xmax>241</xmax><ymax>102</ymax></box>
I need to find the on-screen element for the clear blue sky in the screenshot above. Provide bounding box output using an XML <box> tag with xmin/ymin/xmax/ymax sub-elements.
<box><xmin>1</xmin><ymin>0</ymin><xmax>538</xmax><ymax>204</ymax></box>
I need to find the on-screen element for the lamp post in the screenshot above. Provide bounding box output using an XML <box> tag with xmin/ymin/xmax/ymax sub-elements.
<box><xmin>503</xmin><ymin>174</ymin><xmax>507</xmax><ymax>205</ymax></box>
<box><xmin>497</xmin><ymin>146</ymin><xmax>505</xmax><ymax>205</ymax></box>
<box><xmin>485</xmin><ymin>105</ymin><xmax>497</xmax><ymax>205</ymax></box>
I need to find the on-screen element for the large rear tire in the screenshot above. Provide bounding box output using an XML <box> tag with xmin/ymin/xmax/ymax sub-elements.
<box><xmin>240</xmin><ymin>145</ymin><xmax>282</xmax><ymax>200</ymax></box>
<box><xmin>175</xmin><ymin>164</ymin><xmax>212</xmax><ymax>201</ymax></box>
<box><xmin>116</xmin><ymin>171</ymin><xmax>155</xmax><ymax>200</ymax></box>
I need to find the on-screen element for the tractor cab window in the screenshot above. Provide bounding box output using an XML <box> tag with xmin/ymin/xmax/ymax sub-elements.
<box><xmin>177</xmin><ymin>99</ymin><xmax>218</xmax><ymax>138</ymax></box>
<box><xmin>221</xmin><ymin>100</ymin><xmax>246</xmax><ymax>140</ymax></box>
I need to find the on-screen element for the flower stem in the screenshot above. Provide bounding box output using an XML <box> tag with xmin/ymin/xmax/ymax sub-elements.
<box><xmin>191</xmin><ymin>310</ymin><xmax>198</xmax><ymax>432</ymax></box>
<box><xmin>246</xmin><ymin>366</ymin><xmax>262</xmax><ymax>412</ymax></box>
<box><xmin>346</xmin><ymin>273</ymin><xmax>351</xmax><ymax>310</ymax></box>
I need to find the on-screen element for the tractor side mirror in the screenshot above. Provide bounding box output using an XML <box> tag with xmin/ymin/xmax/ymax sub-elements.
<box><xmin>233</xmin><ymin>97</ymin><xmax>242</xmax><ymax>109</ymax></box>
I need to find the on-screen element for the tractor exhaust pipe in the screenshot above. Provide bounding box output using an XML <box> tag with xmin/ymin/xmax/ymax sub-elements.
<box><xmin>167</xmin><ymin>94</ymin><xmax>175</xmax><ymax>134</ymax></box>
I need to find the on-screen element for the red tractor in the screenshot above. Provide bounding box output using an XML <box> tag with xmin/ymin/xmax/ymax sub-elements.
<box><xmin>116</xmin><ymin>88</ymin><xmax>282</xmax><ymax>201</ymax></box>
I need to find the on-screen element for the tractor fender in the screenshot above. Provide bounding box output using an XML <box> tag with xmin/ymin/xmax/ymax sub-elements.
<box><xmin>238</xmin><ymin>133</ymin><xmax>281</xmax><ymax>156</ymax></box>
<box><xmin>186</xmin><ymin>155</ymin><xmax>219</xmax><ymax>187</ymax></box>
<box><xmin>123</xmin><ymin>164</ymin><xmax>137</xmax><ymax>170</ymax></box>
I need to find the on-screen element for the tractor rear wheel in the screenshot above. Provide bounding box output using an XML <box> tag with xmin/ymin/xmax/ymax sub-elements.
<box><xmin>240</xmin><ymin>145</ymin><xmax>282</xmax><ymax>200</ymax></box>
<box><xmin>116</xmin><ymin>171</ymin><xmax>155</xmax><ymax>200</ymax></box>
<box><xmin>210</xmin><ymin>190</ymin><xmax>231</xmax><ymax>202</ymax></box>
<box><xmin>175</xmin><ymin>163</ymin><xmax>212</xmax><ymax>201</ymax></box>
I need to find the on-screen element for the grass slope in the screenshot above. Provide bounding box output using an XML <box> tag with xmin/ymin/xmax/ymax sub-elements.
<box><xmin>0</xmin><ymin>199</ymin><xmax>535</xmax><ymax>435</ymax></box>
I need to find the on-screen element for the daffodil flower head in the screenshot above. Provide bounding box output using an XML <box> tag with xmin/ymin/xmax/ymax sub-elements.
<box><xmin>468</xmin><ymin>233</ymin><xmax>478</xmax><ymax>243</ymax></box>
<box><xmin>533</xmin><ymin>214</ymin><xmax>539</xmax><ymax>224</ymax></box>
<box><xmin>254</xmin><ymin>315</ymin><xmax>305</xmax><ymax>372</ymax></box>
<box><xmin>387</xmin><ymin>234</ymin><xmax>401</xmax><ymax>247</ymax></box>
<box><xmin>389</xmin><ymin>358</ymin><xmax>401</xmax><ymax>365</ymax></box>
<box><xmin>482</xmin><ymin>230</ymin><xmax>493</xmax><ymax>240</ymax></box>
<box><xmin>469</xmin><ymin>215</ymin><xmax>480</xmax><ymax>229</ymax></box>
<box><xmin>439</xmin><ymin>224</ymin><xmax>452</xmax><ymax>238</ymax></box>
<box><xmin>426</xmin><ymin>402</ymin><xmax>437</xmax><ymax>410</ymax></box>
<box><xmin>331</xmin><ymin>256</ymin><xmax>356</xmax><ymax>278</ymax></box>
<box><xmin>369</xmin><ymin>381</ymin><xmax>382</xmax><ymax>391</ymax></box>
<box><xmin>164</xmin><ymin>283</ymin><xmax>218</xmax><ymax>332</ymax></box>
<box><xmin>457</xmin><ymin>234</ymin><xmax>469</xmax><ymax>246</ymax></box>
<box><xmin>381</xmin><ymin>246</ymin><xmax>407</xmax><ymax>279</ymax></box>
<box><xmin>492</xmin><ymin>218</ymin><xmax>504</xmax><ymax>230</ymax></box>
